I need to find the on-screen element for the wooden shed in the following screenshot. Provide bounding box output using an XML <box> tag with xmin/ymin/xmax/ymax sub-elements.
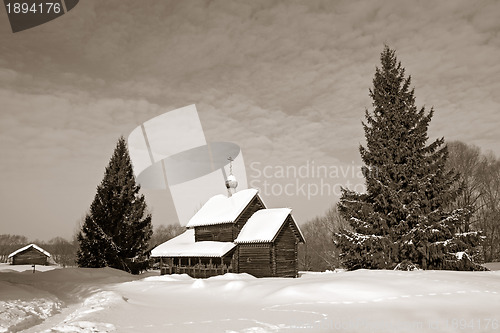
<box><xmin>8</xmin><ymin>244</ymin><xmax>51</xmax><ymax>265</ymax></box>
<box><xmin>234</xmin><ymin>208</ymin><xmax>305</xmax><ymax>277</ymax></box>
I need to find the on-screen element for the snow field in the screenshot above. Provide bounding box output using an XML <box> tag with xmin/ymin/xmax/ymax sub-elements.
<box><xmin>1</xmin><ymin>266</ymin><xmax>499</xmax><ymax>333</ymax></box>
<box><xmin>102</xmin><ymin>270</ymin><xmax>500</xmax><ymax>332</ymax></box>
<box><xmin>0</xmin><ymin>266</ymin><xmax>140</xmax><ymax>333</ymax></box>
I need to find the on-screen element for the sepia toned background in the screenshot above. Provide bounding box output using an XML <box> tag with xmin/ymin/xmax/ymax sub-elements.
<box><xmin>1</xmin><ymin>0</ymin><xmax>499</xmax><ymax>240</ymax></box>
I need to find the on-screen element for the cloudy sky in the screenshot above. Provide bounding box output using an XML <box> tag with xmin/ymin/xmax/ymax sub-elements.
<box><xmin>1</xmin><ymin>0</ymin><xmax>499</xmax><ymax>241</ymax></box>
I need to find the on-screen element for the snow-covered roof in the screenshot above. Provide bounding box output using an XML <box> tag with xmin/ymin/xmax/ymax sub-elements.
<box><xmin>8</xmin><ymin>244</ymin><xmax>51</xmax><ymax>258</ymax></box>
<box><xmin>235</xmin><ymin>208</ymin><xmax>302</xmax><ymax>243</ymax></box>
<box><xmin>151</xmin><ymin>229</ymin><xmax>236</xmax><ymax>258</ymax></box>
<box><xmin>186</xmin><ymin>188</ymin><xmax>259</xmax><ymax>227</ymax></box>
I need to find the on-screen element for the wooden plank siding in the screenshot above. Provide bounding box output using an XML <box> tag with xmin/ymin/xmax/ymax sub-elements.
<box><xmin>195</xmin><ymin>224</ymin><xmax>234</xmax><ymax>242</ymax></box>
<box><xmin>12</xmin><ymin>247</ymin><xmax>48</xmax><ymax>265</ymax></box>
<box><xmin>237</xmin><ymin>244</ymin><xmax>272</xmax><ymax>277</ymax></box>
<box><xmin>233</xmin><ymin>244</ymin><xmax>239</xmax><ymax>273</ymax></box>
<box><xmin>273</xmin><ymin>220</ymin><xmax>299</xmax><ymax>277</ymax></box>
<box><xmin>237</xmin><ymin>215</ymin><xmax>302</xmax><ymax>278</ymax></box>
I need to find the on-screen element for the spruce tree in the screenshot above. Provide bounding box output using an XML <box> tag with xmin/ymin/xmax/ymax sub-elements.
<box><xmin>77</xmin><ymin>136</ymin><xmax>153</xmax><ymax>272</ymax></box>
<box><xmin>336</xmin><ymin>46</ymin><xmax>481</xmax><ymax>270</ymax></box>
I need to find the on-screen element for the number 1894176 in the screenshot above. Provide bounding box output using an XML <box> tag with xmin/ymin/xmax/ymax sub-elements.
<box><xmin>5</xmin><ymin>2</ymin><xmax>61</xmax><ymax>14</ymax></box>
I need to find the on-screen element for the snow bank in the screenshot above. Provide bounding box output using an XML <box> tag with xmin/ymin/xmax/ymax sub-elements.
<box><xmin>142</xmin><ymin>273</ymin><xmax>193</xmax><ymax>282</ymax></box>
<box><xmin>2</xmin><ymin>268</ymin><xmax>500</xmax><ymax>332</ymax></box>
<box><xmin>0</xmin><ymin>291</ymin><xmax>61</xmax><ymax>332</ymax></box>
<box><xmin>482</xmin><ymin>262</ymin><xmax>500</xmax><ymax>271</ymax></box>
<box><xmin>45</xmin><ymin>321</ymin><xmax>115</xmax><ymax>333</ymax></box>
<box><xmin>207</xmin><ymin>273</ymin><xmax>256</xmax><ymax>280</ymax></box>
<box><xmin>0</xmin><ymin>267</ymin><xmax>138</xmax><ymax>333</ymax></box>
<box><xmin>0</xmin><ymin>263</ymin><xmax>58</xmax><ymax>273</ymax></box>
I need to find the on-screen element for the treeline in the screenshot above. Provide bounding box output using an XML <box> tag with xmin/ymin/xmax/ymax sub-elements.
<box><xmin>298</xmin><ymin>206</ymin><xmax>346</xmax><ymax>271</ymax></box>
<box><xmin>0</xmin><ymin>234</ymin><xmax>77</xmax><ymax>266</ymax></box>
<box><xmin>0</xmin><ymin>224</ymin><xmax>184</xmax><ymax>267</ymax></box>
<box><xmin>447</xmin><ymin>141</ymin><xmax>500</xmax><ymax>262</ymax></box>
<box><xmin>149</xmin><ymin>224</ymin><xmax>185</xmax><ymax>248</ymax></box>
<box><xmin>298</xmin><ymin>141</ymin><xmax>500</xmax><ymax>271</ymax></box>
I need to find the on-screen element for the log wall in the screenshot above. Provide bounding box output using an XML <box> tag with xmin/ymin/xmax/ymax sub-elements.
<box><xmin>195</xmin><ymin>224</ymin><xmax>234</xmax><ymax>242</ymax></box>
<box><xmin>237</xmin><ymin>244</ymin><xmax>272</xmax><ymax>277</ymax></box>
<box><xmin>273</xmin><ymin>217</ymin><xmax>299</xmax><ymax>277</ymax></box>
<box><xmin>12</xmin><ymin>247</ymin><xmax>48</xmax><ymax>265</ymax></box>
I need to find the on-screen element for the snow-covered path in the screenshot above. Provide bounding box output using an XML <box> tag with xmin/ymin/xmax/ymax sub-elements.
<box><xmin>1</xmin><ymin>266</ymin><xmax>499</xmax><ymax>332</ymax></box>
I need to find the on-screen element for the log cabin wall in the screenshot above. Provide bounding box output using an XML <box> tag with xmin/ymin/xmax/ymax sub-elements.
<box><xmin>237</xmin><ymin>244</ymin><xmax>272</xmax><ymax>277</ymax></box>
<box><xmin>273</xmin><ymin>217</ymin><xmax>299</xmax><ymax>277</ymax></box>
<box><xmin>195</xmin><ymin>223</ymin><xmax>234</xmax><ymax>242</ymax></box>
<box><xmin>233</xmin><ymin>196</ymin><xmax>265</xmax><ymax>239</ymax></box>
<box><xmin>12</xmin><ymin>247</ymin><xmax>48</xmax><ymax>265</ymax></box>
<box><xmin>233</xmin><ymin>246</ymin><xmax>239</xmax><ymax>272</ymax></box>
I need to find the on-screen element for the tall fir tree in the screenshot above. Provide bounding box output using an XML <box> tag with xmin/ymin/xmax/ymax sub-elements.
<box><xmin>77</xmin><ymin>136</ymin><xmax>153</xmax><ymax>272</ymax></box>
<box><xmin>336</xmin><ymin>46</ymin><xmax>482</xmax><ymax>271</ymax></box>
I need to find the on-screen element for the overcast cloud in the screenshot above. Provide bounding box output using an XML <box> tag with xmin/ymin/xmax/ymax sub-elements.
<box><xmin>1</xmin><ymin>0</ymin><xmax>499</xmax><ymax>240</ymax></box>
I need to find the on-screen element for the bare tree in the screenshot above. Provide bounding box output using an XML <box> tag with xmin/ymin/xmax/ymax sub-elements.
<box><xmin>446</xmin><ymin>142</ymin><xmax>500</xmax><ymax>263</ymax></box>
<box><xmin>477</xmin><ymin>153</ymin><xmax>500</xmax><ymax>262</ymax></box>
<box><xmin>45</xmin><ymin>237</ymin><xmax>77</xmax><ymax>267</ymax></box>
<box><xmin>299</xmin><ymin>205</ymin><xmax>348</xmax><ymax>271</ymax></box>
<box><xmin>447</xmin><ymin>141</ymin><xmax>484</xmax><ymax>232</ymax></box>
<box><xmin>0</xmin><ymin>234</ymin><xmax>28</xmax><ymax>262</ymax></box>
<box><xmin>149</xmin><ymin>224</ymin><xmax>185</xmax><ymax>248</ymax></box>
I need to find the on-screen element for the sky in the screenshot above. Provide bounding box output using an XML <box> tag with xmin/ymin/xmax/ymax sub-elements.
<box><xmin>1</xmin><ymin>0</ymin><xmax>499</xmax><ymax>241</ymax></box>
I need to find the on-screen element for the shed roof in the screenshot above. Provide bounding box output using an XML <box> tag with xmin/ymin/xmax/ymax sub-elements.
<box><xmin>235</xmin><ymin>208</ymin><xmax>304</xmax><ymax>244</ymax></box>
<box><xmin>8</xmin><ymin>244</ymin><xmax>51</xmax><ymax>258</ymax></box>
<box><xmin>151</xmin><ymin>229</ymin><xmax>236</xmax><ymax>258</ymax></box>
<box><xmin>186</xmin><ymin>188</ymin><xmax>259</xmax><ymax>227</ymax></box>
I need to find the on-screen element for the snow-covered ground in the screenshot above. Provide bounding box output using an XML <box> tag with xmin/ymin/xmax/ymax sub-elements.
<box><xmin>1</xmin><ymin>265</ymin><xmax>499</xmax><ymax>333</ymax></box>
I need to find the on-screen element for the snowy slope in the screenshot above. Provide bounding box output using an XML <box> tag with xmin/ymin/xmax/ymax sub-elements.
<box><xmin>1</xmin><ymin>267</ymin><xmax>499</xmax><ymax>333</ymax></box>
<box><xmin>0</xmin><ymin>265</ymin><xmax>140</xmax><ymax>333</ymax></box>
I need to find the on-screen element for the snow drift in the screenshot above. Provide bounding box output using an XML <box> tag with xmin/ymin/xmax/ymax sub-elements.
<box><xmin>1</xmin><ymin>264</ymin><xmax>499</xmax><ymax>332</ymax></box>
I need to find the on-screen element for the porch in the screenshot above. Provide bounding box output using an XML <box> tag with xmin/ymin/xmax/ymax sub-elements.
<box><xmin>158</xmin><ymin>256</ymin><xmax>233</xmax><ymax>278</ymax></box>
